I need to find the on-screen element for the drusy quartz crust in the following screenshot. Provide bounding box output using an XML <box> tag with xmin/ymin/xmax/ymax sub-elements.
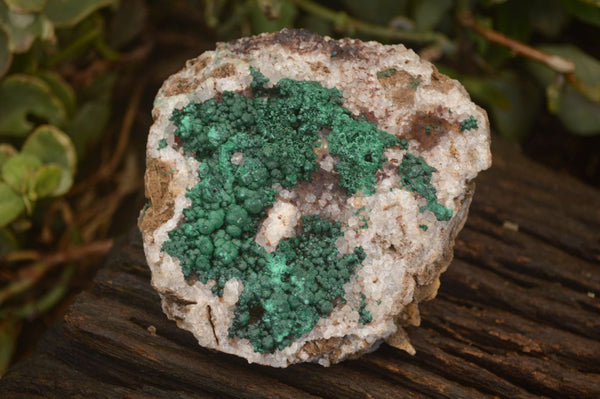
<box><xmin>163</xmin><ymin>69</ymin><xmax>396</xmax><ymax>353</ymax></box>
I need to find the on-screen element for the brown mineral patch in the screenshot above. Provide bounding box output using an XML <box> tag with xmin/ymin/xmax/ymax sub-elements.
<box><xmin>406</xmin><ymin>108</ymin><xmax>454</xmax><ymax>151</ymax></box>
<box><xmin>298</xmin><ymin>337</ymin><xmax>343</xmax><ymax>359</ymax></box>
<box><xmin>185</xmin><ymin>55</ymin><xmax>209</xmax><ymax>74</ymax></box>
<box><xmin>211</xmin><ymin>62</ymin><xmax>236</xmax><ymax>79</ymax></box>
<box><xmin>413</xmin><ymin>277</ymin><xmax>441</xmax><ymax>303</ymax></box>
<box><xmin>307</xmin><ymin>61</ymin><xmax>330</xmax><ymax>74</ymax></box>
<box><xmin>398</xmin><ymin>302</ymin><xmax>420</xmax><ymax>326</ymax></box>
<box><xmin>378</xmin><ymin>69</ymin><xmax>420</xmax><ymax>108</ymax></box>
<box><xmin>152</xmin><ymin>108</ymin><xmax>161</xmax><ymax>121</ymax></box>
<box><xmin>225</xmin><ymin>28</ymin><xmax>324</xmax><ymax>54</ymax></box>
<box><xmin>138</xmin><ymin>158</ymin><xmax>176</xmax><ymax>238</ymax></box>
<box><xmin>449</xmin><ymin>141</ymin><xmax>458</xmax><ymax>157</ymax></box>
<box><xmin>163</xmin><ymin>289</ymin><xmax>197</xmax><ymax>306</ymax></box>
<box><xmin>163</xmin><ymin>77</ymin><xmax>199</xmax><ymax>96</ymax></box>
<box><xmin>425</xmin><ymin>65</ymin><xmax>455</xmax><ymax>94</ymax></box>
<box><xmin>289</xmin><ymin>137</ymin><xmax>348</xmax><ymax>214</ymax></box>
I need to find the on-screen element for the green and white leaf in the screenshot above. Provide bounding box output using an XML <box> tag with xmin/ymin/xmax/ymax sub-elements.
<box><xmin>0</xmin><ymin>144</ymin><xmax>17</xmax><ymax>169</ymax></box>
<box><xmin>0</xmin><ymin>2</ymin><xmax>55</xmax><ymax>53</ymax></box>
<box><xmin>0</xmin><ymin>182</ymin><xmax>24</xmax><ymax>227</ymax></box>
<box><xmin>4</xmin><ymin>0</ymin><xmax>48</xmax><ymax>14</ymax></box>
<box><xmin>22</xmin><ymin>125</ymin><xmax>76</xmax><ymax>195</ymax></box>
<box><xmin>32</xmin><ymin>163</ymin><xmax>61</xmax><ymax>198</ymax></box>
<box><xmin>0</xmin><ymin>28</ymin><xmax>12</xmax><ymax>78</ymax></box>
<box><xmin>69</xmin><ymin>72</ymin><xmax>115</xmax><ymax>156</ymax></box>
<box><xmin>1</xmin><ymin>152</ymin><xmax>41</xmax><ymax>194</ymax></box>
<box><xmin>35</xmin><ymin>70</ymin><xmax>76</xmax><ymax>116</ymax></box>
<box><xmin>107</xmin><ymin>0</ymin><xmax>147</xmax><ymax>49</ymax></box>
<box><xmin>44</xmin><ymin>0</ymin><xmax>116</xmax><ymax>27</ymax></box>
<box><xmin>0</xmin><ymin>74</ymin><xmax>66</xmax><ymax>137</ymax></box>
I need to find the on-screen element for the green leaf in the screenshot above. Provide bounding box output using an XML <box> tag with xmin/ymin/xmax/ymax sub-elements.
<box><xmin>0</xmin><ymin>144</ymin><xmax>17</xmax><ymax>169</ymax></box>
<box><xmin>35</xmin><ymin>70</ymin><xmax>76</xmax><ymax>116</ymax></box>
<box><xmin>107</xmin><ymin>0</ymin><xmax>147</xmax><ymax>49</ymax></box>
<box><xmin>413</xmin><ymin>0</ymin><xmax>452</xmax><ymax>32</ymax></box>
<box><xmin>461</xmin><ymin>74</ymin><xmax>542</xmax><ymax>141</ymax></box>
<box><xmin>0</xmin><ymin>183</ymin><xmax>24</xmax><ymax>227</ymax></box>
<box><xmin>0</xmin><ymin>227</ymin><xmax>18</xmax><ymax>254</ymax></box>
<box><xmin>1</xmin><ymin>153</ymin><xmax>41</xmax><ymax>194</ymax></box>
<box><xmin>0</xmin><ymin>3</ymin><xmax>55</xmax><ymax>53</ymax></box>
<box><xmin>4</xmin><ymin>0</ymin><xmax>48</xmax><ymax>13</ymax></box>
<box><xmin>44</xmin><ymin>0</ymin><xmax>116</xmax><ymax>27</ymax></box>
<box><xmin>560</xmin><ymin>0</ymin><xmax>600</xmax><ymax>27</ymax></box>
<box><xmin>528</xmin><ymin>0</ymin><xmax>570</xmax><ymax>37</ymax></box>
<box><xmin>557</xmin><ymin>85</ymin><xmax>600</xmax><ymax>135</ymax></box>
<box><xmin>493</xmin><ymin>0</ymin><xmax>532</xmax><ymax>42</ymax></box>
<box><xmin>22</xmin><ymin>125</ymin><xmax>76</xmax><ymax>195</ymax></box>
<box><xmin>0</xmin><ymin>74</ymin><xmax>66</xmax><ymax>137</ymax></box>
<box><xmin>527</xmin><ymin>45</ymin><xmax>600</xmax><ymax>136</ymax></box>
<box><xmin>0</xmin><ymin>29</ymin><xmax>12</xmax><ymax>78</ymax></box>
<box><xmin>68</xmin><ymin>72</ymin><xmax>116</xmax><ymax>157</ymax></box>
<box><xmin>32</xmin><ymin>163</ymin><xmax>61</xmax><ymax>198</ymax></box>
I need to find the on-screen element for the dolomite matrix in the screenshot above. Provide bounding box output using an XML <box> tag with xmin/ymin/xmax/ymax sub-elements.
<box><xmin>139</xmin><ymin>29</ymin><xmax>491</xmax><ymax>367</ymax></box>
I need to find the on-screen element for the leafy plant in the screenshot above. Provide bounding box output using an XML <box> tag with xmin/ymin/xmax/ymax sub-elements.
<box><xmin>0</xmin><ymin>0</ymin><xmax>147</xmax><ymax>375</ymax></box>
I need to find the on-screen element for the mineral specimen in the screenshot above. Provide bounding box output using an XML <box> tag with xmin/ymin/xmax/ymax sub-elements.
<box><xmin>139</xmin><ymin>29</ymin><xmax>491</xmax><ymax>367</ymax></box>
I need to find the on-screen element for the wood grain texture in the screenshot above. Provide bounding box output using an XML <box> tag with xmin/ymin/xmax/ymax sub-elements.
<box><xmin>1</xmin><ymin>138</ymin><xmax>599</xmax><ymax>398</ymax></box>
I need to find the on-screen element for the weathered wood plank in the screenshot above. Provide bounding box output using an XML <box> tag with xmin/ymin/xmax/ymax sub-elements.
<box><xmin>1</xmin><ymin>139</ymin><xmax>599</xmax><ymax>398</ymax></box>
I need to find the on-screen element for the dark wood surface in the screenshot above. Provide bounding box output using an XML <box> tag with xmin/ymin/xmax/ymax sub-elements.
<box><xmin>1</xmin><ymin>138</ymin><xmax>599</xmax><ymax>398</ymax></box>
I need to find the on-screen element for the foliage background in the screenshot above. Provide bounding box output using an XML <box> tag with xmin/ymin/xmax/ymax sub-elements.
<box><xmin>0</xmin><ymin>0</ymin><xmax>599</xmax><ymax>374</ymax></box>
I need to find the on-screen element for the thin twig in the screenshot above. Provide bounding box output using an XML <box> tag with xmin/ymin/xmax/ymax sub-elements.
<box><xmin>2</xmin><ymin>250</ymin><xmax>40</xmax><ymax>263</ymax></box>
<box><xmin>47</xmin><ymin>29</ymin><xmax>102</xmax><ymax>68</ymax></box>
<box><xmin>100</xmin><ymin>78</ymin><xmax>146</xmax><ymax>179</ymax></box>
<box><xmin>458</xmin><ymin>13</ymin><xmax>574</xmax><ymax>74</ymax></box>
<box><xmin>292</xmin><ymin>0</ymin><xmax>447</xmax><ymax>45</ymax></box>
<box><xmin>71</xmin><ymin>77</ymin><xmax>146</xmax><ymax>194</ymax></box>
<box><xmin>459</xmin><ymin>12</ymin><xmax>600</xmax><ymax>104</ymax></box>
<box><xmin>0</xmin><ymin>239</ymin><xmax>113</xmax><ymax>306</ymax></box>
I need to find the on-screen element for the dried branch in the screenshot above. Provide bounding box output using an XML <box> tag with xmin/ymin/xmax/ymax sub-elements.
<box><xmin>459</xmin><ymin>11</ymin><xmax>600</xmax><ymax>105</ymax></box>
<box><xmin>0</xmin><ymin>239</ymin><xmax>113</xmax><ymax>306</ymax></box>
<box><xmin>458</xmin><ymin>13</ymin><xmax>575</xmax><ymax>74</ymax></box>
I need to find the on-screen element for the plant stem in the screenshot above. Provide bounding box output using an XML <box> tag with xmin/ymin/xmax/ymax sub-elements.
<box><xmin>100</xmin><ymin>78</ymin><xmax>146</xmax><ymax>179</ymax></box>
<box><xmin>0</xmin><ymin>239</ymin><xmax>113</xmax><ymax>306</ymax></box>
<box><xmin>47</xmin><ymin>28</ymin><xmax>102</xmax><ymax>68</ymax></box>
<box><xmin>292</xmin><ymin>0</ymin><xmax>447</xmax><ymax>45</ymax></box>
<box><xmin>459</xmin><ymin>13</ymin><xmax>574</xmax><ymax>74</ymax></box>
<box><xmin>3</xmin><ymin>263</ymin><xmax>76</xmax><ymax>320</ymax></box>
<box><xmin>459</xmin><ymin>12</ymin><xmax>600</xmax><ymax>104</ymax></box>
